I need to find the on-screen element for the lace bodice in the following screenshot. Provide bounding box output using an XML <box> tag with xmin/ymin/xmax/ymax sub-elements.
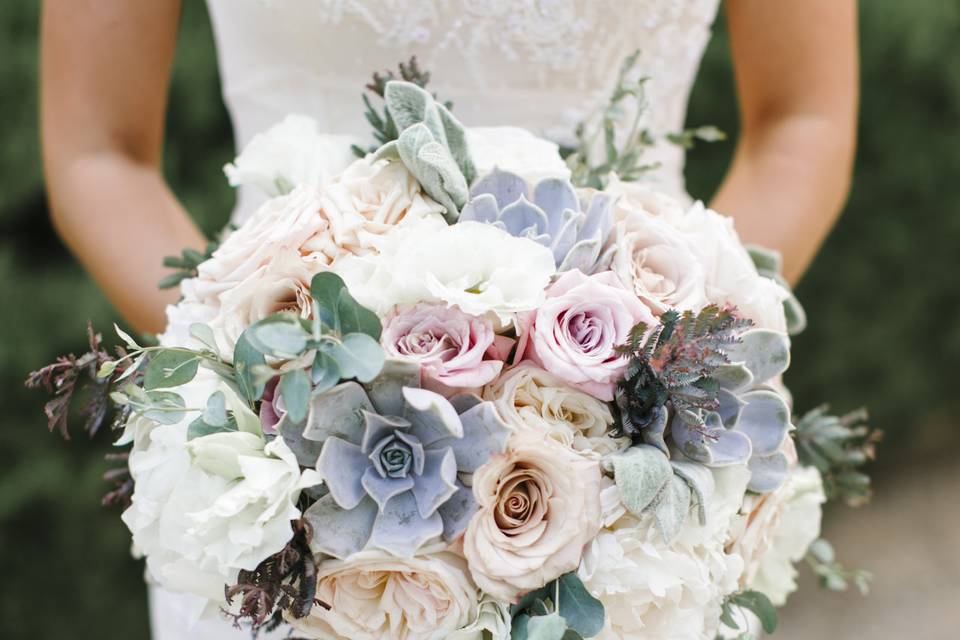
<box><xmin>205</xmin><ymin>0</ymin><xmax>721</xmax><ymax>223</ymax></box>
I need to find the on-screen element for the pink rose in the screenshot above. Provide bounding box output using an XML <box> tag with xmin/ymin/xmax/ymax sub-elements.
<box><xmin>520</xmin><ymin>270</ymin><xmax>656</xmax><ymax>401</ymax></box>
<box><xmin>382</xmin><ymin>303</ymin><xmax>514</xmax><ymax>393</ymax></box>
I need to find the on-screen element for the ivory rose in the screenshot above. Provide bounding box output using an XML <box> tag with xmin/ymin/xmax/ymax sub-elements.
<box><xmin>520</xmin><ymin>269</ymin><xmax>657</xmax><ymax>401</ymax></box>
<box><xmin>285</xmin><ymin>550</ymin><xmax>481</xmax><ymax>640</ymax></box>
<box><xmin>606</xmin><ymin>211</ymin><xmax>707</xmax><ymax>315</ymax></box>
<box><xmin>462</xmin><ymin>433</ymin><xmax>603</xmax><ymax>602</ymax></box>
<box><xmin>382</xmin><ymin>303</ymin><xmax>513</xmax><ymax>393</ymax></box>
<box><xmin>482</xmin><ymin>362</ymin><xmax>623</xmax><ymax>457</ymax></box>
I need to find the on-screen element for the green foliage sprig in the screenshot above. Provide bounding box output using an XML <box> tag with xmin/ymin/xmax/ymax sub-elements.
<box><xmin>351</xmin><ymin>56</ymin><xmax>452</xmax><ymax>157</ymax></box>
<box><xmin>718</xmin><ymin>590</ymin><xmax>778</xmax><ymax>639</ymax></box>
<box><xmin>565</xmin><ymin>50</ymin><xmax>725</xmax><ymax>189</ymax></box>
<box><xmin>615</xmin><ymin>305</ymin><xmax>753</xmax><ymax>438</ymax></box>
<box><xmin>795</xmin><ymin>405</ymin><xmax>880</xmax><ymax>507</ymax></box>
<box><xmin>805</xmin><ymin>538</ymin><xmax>872</xmax><ymax>595</ymax></box>
<box><xmin>159</xmin><ymin>236</ymin><xmax>222</xmax><ymax>290</ymax></box>
<box><xmin>510</xmin><ymin>572</ymin><xmax>605</xmax><ymax>640</ymax></box>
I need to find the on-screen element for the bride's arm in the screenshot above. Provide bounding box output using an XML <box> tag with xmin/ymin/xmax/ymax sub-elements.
<box><xmin>41</xmin><ymin>0</ymin><xmax>204</xmax><ymax>334</ymax></box>
<box><xmin>711</xmin><ymin>0</ymin><xmax>859</xmax><ymax>285</ymax></box>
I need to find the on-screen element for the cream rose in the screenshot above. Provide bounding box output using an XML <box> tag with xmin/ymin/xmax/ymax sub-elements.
<box><xmin>483</xmin><ymin>362</ymin><xmax>624</xmax><ymax>457</ymax></box>
<box><xmin>286</xmin><ymin>550</ymin><xmax>480</xmax><ymax>640</ymax></box>
<box><xmin>606</xmin><ymin>211</ymin><xmax>707</xmax><ymax>315</ymax></box>
<box><xmin>462</xmin><ymin>433</ymin><xmax>603</xmax><ymax>602</ymax></box>
<box><xmin>604</xmin><ymin>174</ymin><xmax>688</xmax><ymax>224</ymax></box>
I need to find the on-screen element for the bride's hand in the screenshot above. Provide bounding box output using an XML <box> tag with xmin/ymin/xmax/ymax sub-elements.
<box><xmin>712</xmin><ymin>0</ymin><xmax>859</xmax><ymax>285</ymax></box>
<box><xmin>41</xmin><ymin>0</ymin><xmax>204</xmax><ymax>334</ymax></box>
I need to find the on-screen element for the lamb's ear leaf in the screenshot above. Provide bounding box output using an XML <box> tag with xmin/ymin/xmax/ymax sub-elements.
<box><xmin>609</xmin><ymin>445</ymin><xmax>673</xmax><ymax>516</ymax></box>
<box><xmin>384</xmin><ymin>81</ymin><xmax>430</xmax><ymax>132</ymax></box>
<box><xmin>436</xmin><ymin>102</ymin><xmax>476</xmax><ymax>184</ymax></box>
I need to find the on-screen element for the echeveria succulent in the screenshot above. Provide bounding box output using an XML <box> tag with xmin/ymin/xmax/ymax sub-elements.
<box><xmin>298</xmin><ymin>361</ymin><xmax>510</xmax><ymax>558</ymax></box>
<box><xmin>649</xmin><ymin>328</ymin><xmax>794</xmax><ymax>493</ymax></box>
<box><xmin>460</xmin><ymin>169</ymin><xmax>614</xmax><ymax>273</ymax></box>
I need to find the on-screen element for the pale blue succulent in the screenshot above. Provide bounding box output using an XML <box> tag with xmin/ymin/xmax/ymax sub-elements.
<box><xmin>460</xmin><ymin>169</ymin><xmax>614</xmax><ymax>273</ymax></box>
<box><xmin>301</xmin><ymin>361</ymin><xmax>510</xmax><ymax>558</ymax></box>
<box><xmin>642</xmin><ymin>329</ymin><xmax>795</xmax><ymax>493</ymax></box>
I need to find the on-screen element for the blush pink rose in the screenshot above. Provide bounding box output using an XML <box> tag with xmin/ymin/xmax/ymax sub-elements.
<box><xmin>382</xmin><ymin>303</ymin><xmax>514</xmax><ymax>393</ymax></box>
<box><xmin>520</xmin><ymin>270</ymin><xmax>656</xmax><ymax>401</ymax></box>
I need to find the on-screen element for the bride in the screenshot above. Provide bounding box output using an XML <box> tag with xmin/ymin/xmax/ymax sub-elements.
<box><xmin>40</xmin><ymin>1</ymin><xmax>857</xmax><ymax>638</ymax></box>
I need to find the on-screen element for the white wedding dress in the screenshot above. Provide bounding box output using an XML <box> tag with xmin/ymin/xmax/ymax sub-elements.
<box><xmin>150</xmin><ymin>0</ymin><xmax>721</xmax><ymax>637</ymax></box>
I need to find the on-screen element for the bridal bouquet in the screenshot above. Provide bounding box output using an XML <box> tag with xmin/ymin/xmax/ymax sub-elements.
<box><xmin>29</xmin><ymin>57</ymin><xmax>876</xmax><ymax>640</ymax></box>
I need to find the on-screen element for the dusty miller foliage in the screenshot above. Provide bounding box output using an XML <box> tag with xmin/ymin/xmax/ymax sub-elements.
<box><xmin>565</xmin><ymin>49</ymin><xmax>725</xmax><ymax>189</ymax></box>
<box><xmin>615</xmin><ymin>305</ymin><xmax>752</xmax><ymax>439</ymax></box>
<box><xmin>795</xmin><ymin>406</ymin><xmax>881</xmax><ymax>507</ymax></box>
<box><xmin>224</xmin><ymin>519</ymin><xmax>324</xmax><ymax>635</ymax></box>
<box><xmin>351</xmin><ymin>56</ymin><xmax>453</xmax><ymax>157</ymax></box>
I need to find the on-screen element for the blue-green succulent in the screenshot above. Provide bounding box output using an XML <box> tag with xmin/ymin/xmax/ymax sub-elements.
<box><xmin>300</xmin><ymin>361</ymin><xmax>510</xmax><ymax>558</ymax></box>
<box><xmin>460</xmin><ymin>169</ymin><xmax>614</xmax><ymax>273</ymax></box>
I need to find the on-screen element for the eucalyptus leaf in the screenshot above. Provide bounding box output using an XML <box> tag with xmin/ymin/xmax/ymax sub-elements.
<box><xmin>337</xmin><ymin>287</ymin><xmax>382</xmax><ymax>339</ymax></box>
<box><xmin>280</xmin><ymin>369</ymin><xmax>311</xmax><ymax>424</ymax></box>
<box><xmin>246</xmin><ymin>316</ymin><xmax>310</xmax><ymax>357</ymax></box>
<box><xmin>234</xmin><ymin>333</ymin><xmax>267</xmax><ymax>403</ymax></box>
<box><xmin>114</xmin><ymin>323</ymin><xmax>141</xmax><ymax>350</ymax></box>
<box><xmin>728</xmin><ymin>591</ymin><xmax>778</xmax><ymax>634</ymax></box>
<box><xmin>310</xmin><ymin>272</ymin><xmax>347</xmax><ymax>332</ymax></box>
<box><xmin>556</xmin><ymin>573</ymin><xmax>605</xmax><ymax>638</ymax></box>
<box><xmin>187</xmin><ymin>414</ymin><xmax>238</xmax><ymax>440</ymax></box>
<box><xmin>323</xmin><ymin>333</ymin><xmax>386</xmax><ymax>383</ymax></box>
<box><xmin>142</xmin><ymin>390</ymin><xmax>186</xmax><ymax>425</ymax></box>
<box><xmin>189</xmin><ymin>323</ymin><xmax>220</xmax><ymax>354</ymax></box>
<box><xmin>311</xmin><ymin>351</ymin><xmax>341</xmax><ymax>395</ymax></box>
<box><xmin>202</xmin><ymin>391</ymin><xmax>228</xmax><ymax>427</ymax></box>
<box><xmin>143</xmin><ymin>350</ymin><xmax>200</xmax><ymax>390</ymax></box>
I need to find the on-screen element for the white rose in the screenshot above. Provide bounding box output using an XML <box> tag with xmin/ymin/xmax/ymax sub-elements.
<box><xmin>606</xmin><ymin>210</ymin><xmax>708</xmax><ymax>315</ymax></box>
<box><xmin>463</xmin><ymin>433</ymin><xmax>603</xmax><ymax>602</ymax></box>
<box><xmin>728</xmin><ymin>465</ymin><xmax>826</xmax><ymax>605</ymax></box>
<box><xmin>483</xmin><ymin>362</ymin><xmax>624</xmax><ymax>457</ymax></box>
<box><xmin>224</xmin><ymin>114</ymin><xmax>358</xmax><ymax>197</ymax></box>
<box><xmin>121</xmin><ymin>372</ymin><xmax>322</xmax><ymax>605</ymax></box>
<box><xmin>286</xmin><ymin>550</ymin><xmax>480</xmax><ymax>640</ymax></box>
<box><xmin>334</xmin><ymin>217</ymin><xmax>556</xmax><ymax>325</ymax></box>
<box><xmin>466</xmin><ymin>126</ymin><xmax>571</xmax><ymax>184</ymax></box>
<box><xmin>579</xmin><ymin>466</ymin><xmax>750</xmax><ymax>640</ymax></box>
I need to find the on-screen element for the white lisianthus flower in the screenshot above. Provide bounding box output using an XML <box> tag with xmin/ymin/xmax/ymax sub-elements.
<box><xmin>224</xmin><ymin>114</ymin><xmax>358</xmax><ymax>197</ymax></box>
<box><xmin>286</xmin><ymin>550</ymin><xmax>481</xmax><ymax>640</ymax></box>
<box><xmin>462</xmin><ymin>433</ymin><xmax>603</xmax><ymax>602</ymax></box>
<box><xmin>676</xmin><ymin>202</ymin><xmax>789</xmax><ymax>332</ymax></box>
<box><xmin>447</xmin><ymin>599</ymin><xmax>512</xmax><ymax>640</ymax></box>
<box><xmin>606</xmin><ymin>210</ymin><xmax>708</xmax><ymax>315</ymax></box>
<box><xmin>728</xmin><ymin>465</ymin><xmax>826</xmax><ymax>605</ymax></box>
<box><xmin>121</xmin><ymin>372</ymin><xmax>322</xmax><ymax>605</ymax></box>
<box><xmin>482</xmin><ymin>362</ymin><xmax>625</xmax><ymax>457</ymax></box>
<box><xmin>579</xmin><ymin>466</ymin><xmax>751</xmax><ymax>640</ymax></box>
<box><xmin>334</xmin><ymin>217</ymin><xmax>556</xmax><ymax>324</ymax></box>
<box><xmin>466</xmin><ymin>126</ymin><xmax>571</xmax><ymax>184</ymax></box>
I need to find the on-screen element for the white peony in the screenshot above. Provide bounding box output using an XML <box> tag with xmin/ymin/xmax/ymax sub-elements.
<box><xmin>728</xmin><ymin>465</ymin><xmax>826</xmax><ymax>606</ymax></box>
<box><xmin>483</xmin><ymin>362</ymin><xmax>624</xmax><ymax>457</ymax></box>
<box><xmin>466</xmin><ymin>126</ymin><xmax>571</xmax><ymax>184</ymax></box>
<box><xmin>224</xmin><ymin>114</ymin><xmax>358</xmax><ymax>197</ymax></box>
<box><xmin>286</xmin><ymin>549</ymin><xmax>481</xmax><ymax>640</ymax></box>
<box><xmin>579</xmin><ymin>466</ymin><xmax>751</xmax><ymax>640</ymax></box>
<box><xmin>606</xmin><ymin>209</ymin><xmax>708</xmax><ymax>315</ymax></box>
<box><xmin>334</xmin><ymin>217</ymin><xmax>556</xmax><ymax>324</ymax></box>
<box><xmin>121</xmin><ymin>371</ymin><xmax>322</xmax><ymax>606</ymax></box>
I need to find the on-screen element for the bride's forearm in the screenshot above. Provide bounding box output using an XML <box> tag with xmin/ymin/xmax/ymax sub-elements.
<box><xmin>46</xmin><ymin>152</ymin><xmax>204</xmax><ymax>334</ymax></box>
<box><xmin>710</xmin><ymin>114</ymin><xmax>855</xmax><ymax>285</ymax></box>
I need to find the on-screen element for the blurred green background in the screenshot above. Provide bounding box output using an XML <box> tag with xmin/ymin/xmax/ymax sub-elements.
<box><xmin>1</xmin><ymin>2</ymin><xmax>958</xmax><ymax>638</ymax></box>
